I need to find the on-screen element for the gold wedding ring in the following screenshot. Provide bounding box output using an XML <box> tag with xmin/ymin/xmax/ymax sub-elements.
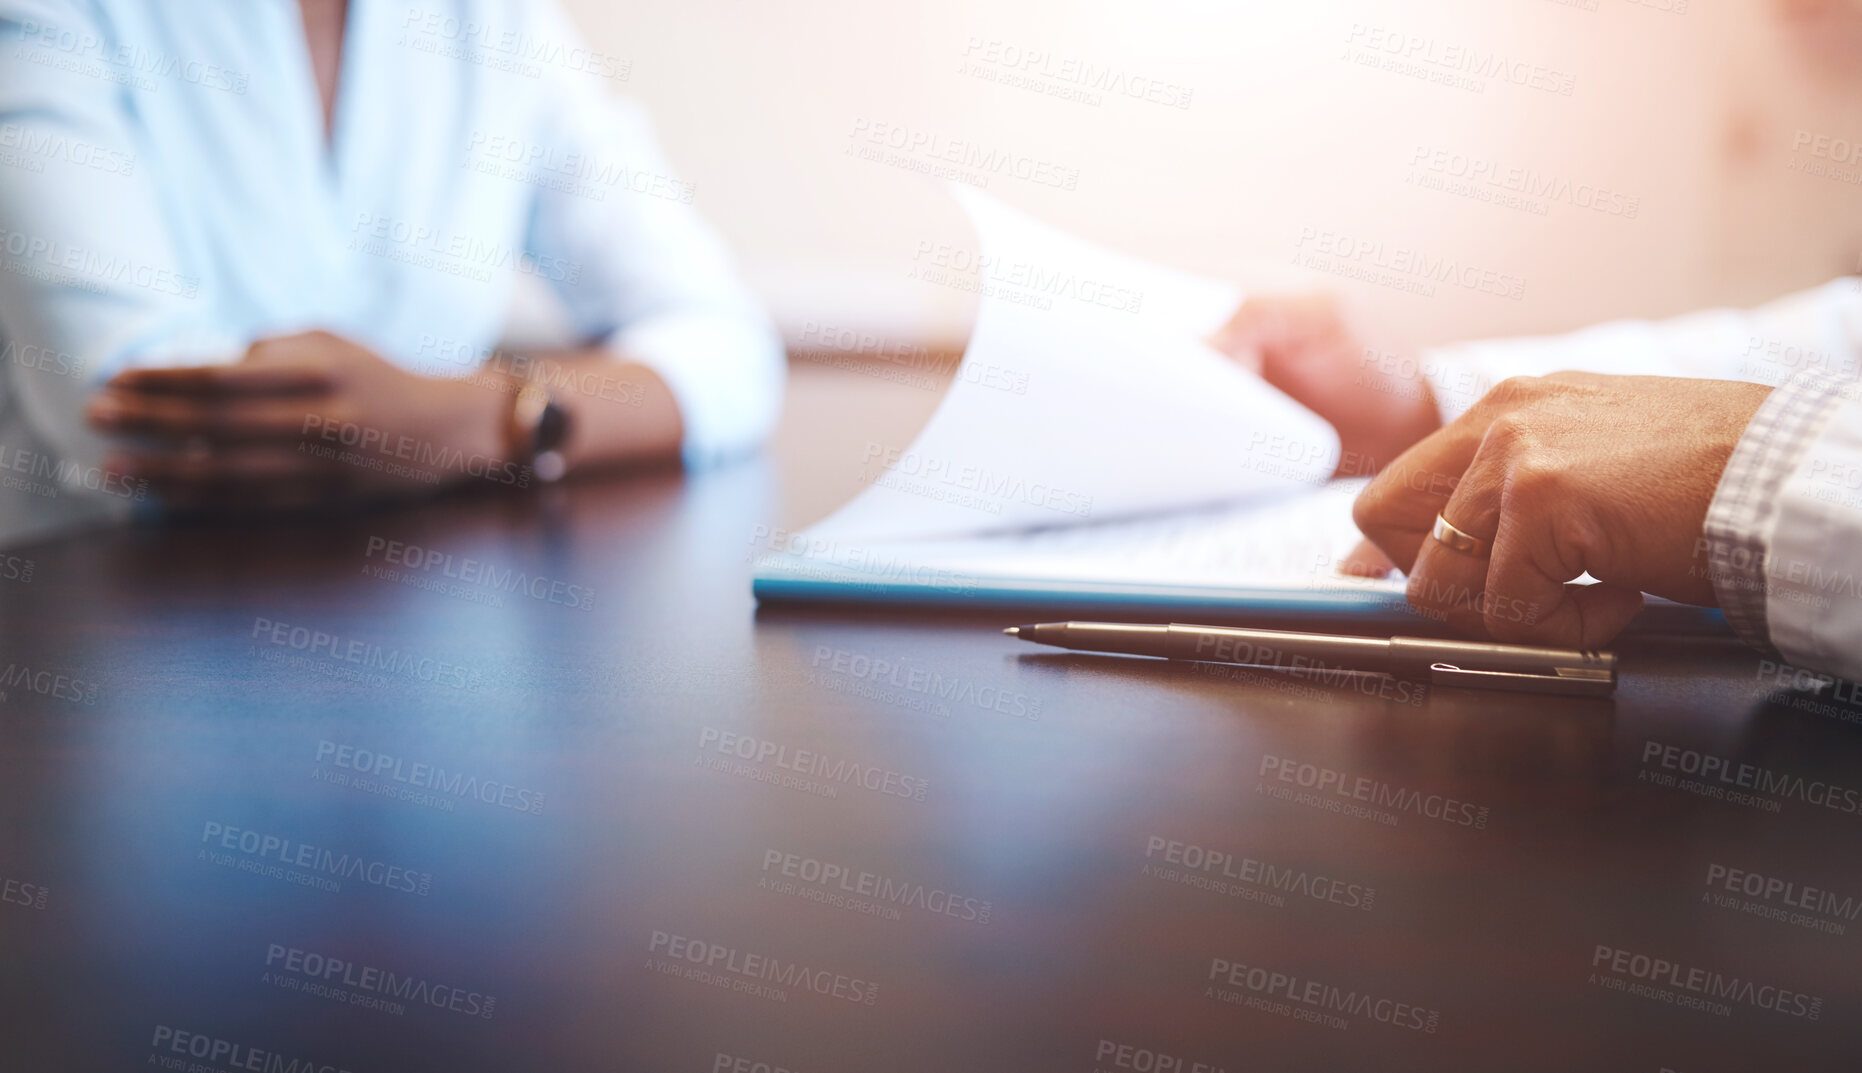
<box><xmin>1431</xmin><ymin>513</ymin><xmax>1491</xmax><ymax>558</ymax></box>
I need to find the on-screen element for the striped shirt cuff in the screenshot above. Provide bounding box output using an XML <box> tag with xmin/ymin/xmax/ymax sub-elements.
<box><xmin>1701</xmin><ymin>368</ymin><xmax>1858</xmax><ymax>652</ymax></box>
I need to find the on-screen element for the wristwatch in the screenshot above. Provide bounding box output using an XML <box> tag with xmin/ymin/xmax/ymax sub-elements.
<box><xmin>506</xmin><ymin>381</ymin><xmax>571</xmax><ymax>483</ymax></box>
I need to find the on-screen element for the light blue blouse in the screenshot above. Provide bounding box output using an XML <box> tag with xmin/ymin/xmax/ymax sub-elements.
<box><xmin>0</xmin><ymin>0</ymin><xmax>783</xmax><ymax>544</ymax></box>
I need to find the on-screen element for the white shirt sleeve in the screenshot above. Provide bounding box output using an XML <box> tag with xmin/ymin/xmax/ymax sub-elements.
<box><xmin>1702</xmin><ymin>363</ymin><xmax>1862</xmax><ymax>680</ymax></box>
<box><xmin>518</xmin><ymin>1</ymin><xmax>784</xmax><ymax>468</ymax></box>
<box><xmin>1418</xmin><ymin>277</ymin><xmax>1862</xmax><ymax>677</ymax></box>
<box><xmin>0</xmin><ymin>0</ymin><xmax>249</xmax><ymax>545</ymax></box>
<box><xmin>0</xmin><ymin>0</ymin><xmax>240</xmax><ymax>470</ymax></box>
<box><xmin>1419</xmin><ymin>279</ymin><xmax>1862</xmax><ymax>420</ymax></box>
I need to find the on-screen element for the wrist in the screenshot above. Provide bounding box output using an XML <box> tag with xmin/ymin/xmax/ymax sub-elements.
<box><xmin>435</xmin><ymin>375</ymin><xmax>511</xmax><ymax>466</ymax></box>
<box><xmin>486</xmin><ymin>354</ymin><xmax>576</xmax><ymax>482</ymax></box>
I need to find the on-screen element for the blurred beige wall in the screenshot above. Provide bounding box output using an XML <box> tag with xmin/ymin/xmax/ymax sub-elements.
<box><xmin>564</xmin><ymin>0</ymin><xmax>1862</xmax><ymax>357</ymax></box>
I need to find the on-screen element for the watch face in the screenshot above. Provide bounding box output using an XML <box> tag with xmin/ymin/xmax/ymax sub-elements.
<box><xmin>533</xmin><ymin>449</ymin><xmax>568</xmax><ymax>484</ymax></box>
<box><xmin>535</xmin><ymin>398</ymin><xmax>571</xmax><ymax>455</ymax></box>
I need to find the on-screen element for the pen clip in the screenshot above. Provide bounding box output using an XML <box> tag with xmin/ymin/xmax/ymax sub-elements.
<box><xmin>1426</xmin><ymin>662</ymin><xmax>1616</xmax><ymax>698</ymax></box>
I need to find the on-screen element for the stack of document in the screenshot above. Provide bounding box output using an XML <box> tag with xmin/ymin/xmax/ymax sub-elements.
<box><xmin>752</xmin><ymin>188</ymin><xmax>1720</xmax><ymax>632</ymax></box>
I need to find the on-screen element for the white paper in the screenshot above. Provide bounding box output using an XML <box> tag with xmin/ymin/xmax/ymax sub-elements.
<box><xmin>825</xmin><ymin>479</ymin><xmax>1400</xmax><ymax>597</ymax></box>
<box><xmin>807</xmin><ymin>187</ymin><xmax>1342</xmax><ymax>544</ymax></box>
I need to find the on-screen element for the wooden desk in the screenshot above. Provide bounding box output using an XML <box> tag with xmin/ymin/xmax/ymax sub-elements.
<box><xmin>2</xmin><ymin>364</ymin><xmax>1858</xmax><ymax>1072</ymax></box>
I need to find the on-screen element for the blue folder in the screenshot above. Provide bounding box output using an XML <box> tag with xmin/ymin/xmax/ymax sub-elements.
<box><xmin>751</xmin><ymin>552</ymin><xmax>1731</xmax><ymax>635</ymax></box>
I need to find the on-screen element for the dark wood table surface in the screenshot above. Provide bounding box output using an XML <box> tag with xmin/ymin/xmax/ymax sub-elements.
<box><xmin>3</xmin><ymin>364</ymin><xmax>1860</xmax><ymax>1073</ymax></box>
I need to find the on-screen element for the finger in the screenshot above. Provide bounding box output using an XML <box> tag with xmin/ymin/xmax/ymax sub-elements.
<box><xmin>1351</xmin><ymin>419</ymin><xmax>1483</xmax><ymax>574</ymax></box>
<box><xmin>1338</xmin><ymin>538</ymin><xmax>1395</xmax><ymax>578</ymax></box>
<box><xmin>87</xmin><ymin>392</ymin><xmax>336</xmax><ymax>442</ymax></box>
<box><xmin>1208</xmin><ymin>301</ymin><xmax>1268</xmax><ymax>374</ymax></box>
<box><xmin>107</xmin><ymin>359</ymin><xmax>332</xmax><ymax>397</ymax></box>
<box><xmin>1397</xmin><ymin>425</ymin><xmax>1515</xmax><ymax>635</ymax></box>
<box><xmin>1486</xmin><ymin>570</ymin><xmax>1644</xmax><ymax>648</ymax></box>
<box><xmin>1209</xmin><ymin>294</ymin><xmax>1342</xmax><ymax>374</ymax></box>
<box><xmin>1481</xmin><ymin>481</ymin><xmax>1646</xmax><ymax>648</ymax></box>
<box><xmin>1404</xmin><ymin>537</ymin><xmax>1497</xmax><ymax>636</ymax></box>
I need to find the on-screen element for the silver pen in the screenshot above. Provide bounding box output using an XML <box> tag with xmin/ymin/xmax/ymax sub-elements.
<box><xmin>1004</xmin><ymin>621</ymin><xmax>1616</xmax><ymax>697</ymax></box>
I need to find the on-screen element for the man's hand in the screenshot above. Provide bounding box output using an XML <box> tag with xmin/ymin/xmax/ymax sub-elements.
<box><xmin>86</xmin><ymin>331</ymin><xmax>514</xmax><ymax>513</ymax></box>
<box><xmin>1350</xmin><ymin>372</ymin><xmax>1772</xmax><ymax>648</ymax></box>
<box><xmin>1210</xmin><ymin>293</ymin><xmax>1442</xmax><ymax>475</ymax></box>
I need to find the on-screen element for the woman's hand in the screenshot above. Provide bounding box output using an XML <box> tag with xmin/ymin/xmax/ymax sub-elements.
<box><xmin>1210</xmin><ymin>293</ymin><xmax>1442</xmax><ymax>476</ymax></box>
<box><xmin>1349</xmin><ymin>372</ymin><xmax>1772</xmax><ymax>647</ymax></box>
<box><xmin>86</xmin><ymin>330</ymin><xmax>518</xmax><ymax>513</ymax></box>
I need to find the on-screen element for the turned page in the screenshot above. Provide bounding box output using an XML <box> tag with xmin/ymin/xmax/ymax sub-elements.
<box><xmin>801</xmin><ymin>186</ymin><xmax>1343</xmax><ymax>546</ymax></box>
